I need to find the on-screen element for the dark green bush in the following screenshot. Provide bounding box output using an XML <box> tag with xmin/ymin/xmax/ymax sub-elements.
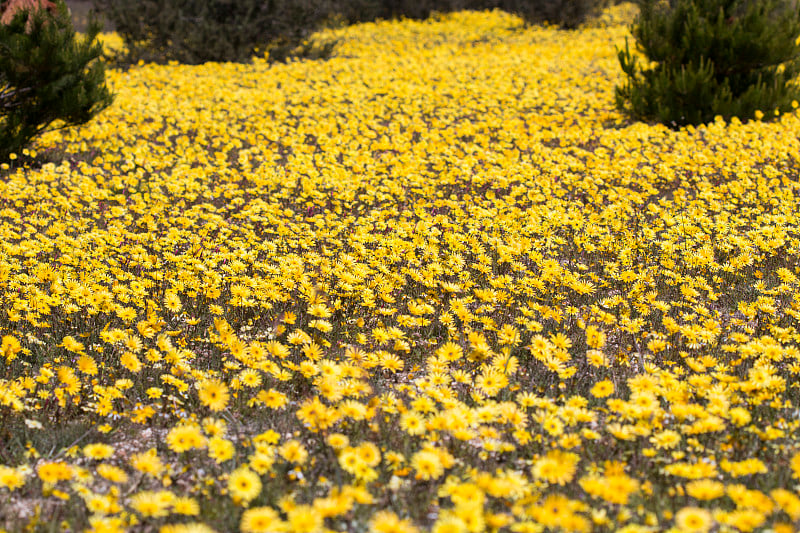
<box><xmin>616</xmin><ymin>0</ymin><xmax>800</xmax><ymax>128</ymax></box>
<box><xmin>0</xmin><ymin>0</ymin><xmax>113</xmax><ymax>161</ymax></box>
<box><xmin>339</xmin><ymin>0</ymin><xmax>611</xmax><ymax>28</ymax></box>
<box><xmin>92</xmin><ymin>0</ymin><xmax>341</xmax><ymax>65</ymax></box>
<box><xmin>92</xmin><ymin>0</ymin><xmax>613</xmax><ymax>66</ymax></box>
<box><xmin>335</xmin><ymin>0</ymin><xmax>482</xmax><ymax>22</ymax></box>
<box><xmin>497</xmin><ymin>0</ymin><xmax>612</xmax><ymax>29</ymax></box>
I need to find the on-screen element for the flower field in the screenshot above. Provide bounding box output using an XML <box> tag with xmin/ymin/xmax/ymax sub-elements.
<box><xmin>3</xmin><ymin>5</ymin><xmax>800</xmax><ymax>532</ymax></box>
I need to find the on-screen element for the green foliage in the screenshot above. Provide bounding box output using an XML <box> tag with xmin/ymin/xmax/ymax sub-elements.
<box><xmin>92</xmin><ymin>0</ymin><xmax>341</xmax><ymax>65</ymax></box>
<box><xmin>333</xmin><ymin>0</ymin><xmax>478</xmax><ymax>22</ymax></box>
<box><xmin>338</xmin><ymin>0</ymin><xmax>611</xmax><ymax>29</ymax></box>
<box><xmin>0</xmin><ymin>1</ymin><xmax>113</xmax><ymax>161</ymax></box>
<box><xmin>616</xmin><ymin>0</ymin><xmax>800</xmax><ymax>127</ymax></box>
<box><xmin>93</xmin><ymin>0</ymin><xmax>614</xmax><ymax>66</ymax></box>
<box><xmin>498</xmin><ymin>0</ymin><xmax>613</xmax><ymax>29</ymax></box>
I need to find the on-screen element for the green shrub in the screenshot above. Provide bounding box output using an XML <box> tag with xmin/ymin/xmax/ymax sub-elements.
<box><xmin>338</xmin><ymin>0</ymin><xmax>611</xmax><ymax>28</ymax></box>
<box><xmin>0</xmin><ymin>0</ymin><xmax>113</xmax><ymax>161</ymax></box>
<box><xmin>498</xmin><ymin>0</ymin><xmax>612</xmax><ymax>29</ymax></box>
<box><xmin>93</xmin><ymin>0</ymin><xmax>613</xmax><ymax>66</ymax></box>
<box><xmin>92</xmin><ymin>0</ymin><xmax>340</xmax><ymax>65</ymax></box>
<box><xmin>335</xmin><ymin>0</ymin><xmax>481</xmax><ymax>22</ymax></box>
<box><xmin>616</xmin><ymin>0</ymin><xmax>800</xmax><ymax>128</ymax></box>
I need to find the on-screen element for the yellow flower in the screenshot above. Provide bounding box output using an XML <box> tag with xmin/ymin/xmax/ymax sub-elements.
<box><xmin>531</xmin><ymin>449</ymin><xmax>580</xmax><ymax>485</ymax></box>
<box><xmin>239</xmin><ymin>369</ymin><xmax>262</xmax><ymax>388</ymax></box>
<box><xmin>380</xmin><ymin>352</ymin><xmax>404</xmax><ymax>372</ymax></box>
<box><xmin>146</xmin><ymin>387</ymin><xmax>163</xmax><ymax>399</ymax></box>
<box><xmin>76</xmin><ymin>354</ymin><xmax>98</xmax><ymax>375</ymax></box>
<box><xmin>279</xmin><ymin>440</ymin><xmax>308</xmax><ymax>465</ymax></box>
<box><xmin>96</xmin><ymin>463</ymin><xmax>128</xmax><ymax>483</ymax></box>
<box><xmin>8</xmin><ymin>10</ymin><xmax>800</xmax><ymax>533</ymax></box>
<box><xmin>172</xmin><ymin>496</ymin><xmax>200</xmax><ymax>516</ymax></box>
<box><xmin>208</xmin><ymin>436</ymin><xmax>236</xmax><ymax>463</ymax></box>
<box><xmin>130</xmin><ymin>490</ymin><xmax>172</xmax><ymax>518</ymax></box>
<box><xmin>287</xmin><ymin>505</ymin><xmax>323</xmax><ymax>533</ymax></box>
<box><xmin>258</xmin><ymin>389</ymin><xmax>288</xmax><ymax>409</ymax></box>
<box><xmin>528</xmin><ymin>493</ymin><xmax>577</xmax><ymax>529</ymax></box>
<box><xmin>228</xmin><ymin>467</ymin><xmax>262</xmax><ymax>503</ymax></box>
<box><xmin>249</xmin><ymin>451</ymin><xmax>275</xmax><ymax>475</ymax></box>
<box><xmin>475</xmin><ymin>369</ymin><xmax>508</xmax><ymax>396</ymax></box>
<box><xmin>130</xmin><ymin>448</ymin><xmax>164</xmax><ymax>476</ymax></box>
<box><xmin>771</xmin><ymin>489</ymin><xmax>800</xmax><ymax>521</ymax></box>
<box><xmin>589</xmin><ymin>379</ymin><xmax>614</xmax><ymax>398</ymax></box>
<box><xmin>685</xmin><ymin>479</ymin><xmax>724</xmax><ymax>501</ymax></box>
<box><xmin>541</xmin><ymin>415</ymin><xmax>564</xmax><ymax>437</ymax></box>
<box><xmin>587</xmin><ymin>350</ymin><xmax>608</xmax><ymax>367</ymax></box>
<box><xmin>791</xmin><ymin>451</ymin><xmax>800</xmax><ymax>479</ymax></box>
<box><xmin>356</xmin><ymin>442</ymin><xmax>381</xmax><ymax>467</ymax></box>
<box><xmin>338</xmin><ymin>447</ymin><xmax>363</xmax><ymax>475</ymax></box>
<box><xmin>370</xmin><ymin>510</ymin><xmax>419</xmax><ymax>533</ymax></box>
<box><xmin>718</xmin><ymin>509</ymin><xmax>765</xmax><ymax>532</ymax></box>
<box><xmin>0</xmin><ymin>465</ymin><xmax>26</xmax><ymax>491</ymax></box>
<box><xmin>166</xmin><ymin>424</ymin><xmax>207</xmax><ymax>453</ymax></box>
<box><xmin>1</xmin><ymin>335</ymin><xmax>21</xmax><ymax>362</ymax></box>
<box><xmin>411</xmin><ymin>450</ymin><xmax>444</xmax><ymax>481</ymax></box>
<box><xmin>120</xmin><ymin>351</ymin><xmax>142</xmax><ymax>373</ymax></box>
<box><xmin>84</xmin><ymin>443</ymin><xmax>115</xmax><ymax>460</ymax></box>
<box><xmin>86</xmin><ymin>516</ymin><xmax>127</xmax><ymax>533</ymax></box>
<box><xmin>241</xmin><ymin>507</ymin><xmax>285</xmax><ymax>533</ymax></box>
<box><xmin>580</xmin><ymin>473</ymin><xmax>639</xmax><ymax>505</ymax></box>
<box><xmin>308</xmin><ymin>303</ymin><xmax>332</xmax><ymax>318</ymax></box>
<box><xmin>296</xmin><ymin>395</ymin><xmax>339</xmax><ymax>431</ymax></box>
<box><xmin>664</xmin><ymin>461</ymin><xmax>718</xmax><ymax>480</ymax></box>
<box><xmin>326</xmin><ymin>433</ymin><xmax>349</xmax><ymax>450</ymax></box>
<box><xmin>37</xmin><ymin>461</ymin><xmax>73</xmax><ymax>483</ymax></box>
<box><xmin>497</xmin><ymin>324</ymin><xmax>521</xmax><ymax>346</ymax></box>
<box><xmin>197</xmin><ymin>378</ymin><xmax>230</xmax><ymax>412</ymax></box>
<box><xmin>435</xmin><ymin>341</ymin><xmax>463</xmax><ymax>361</ymax></box>
<box><xmin>432</xmin><ymin>515</ymin><xmax>466</xmax><ymax>533</ymax></box>
<box><xmin>720</xmin><ymin>458</ymin><xmax>767</xmax><ymax>477</ymax></box>
<box><xmin>164</xmin><ymin>291</ymin><xmax>182</xmax><ymax>312</ymax></box>
<box><xmin>675</xmin><ymin>507</ymin><xmax>712</xmax><ymax>533</ymax></box>
<box><xmin>57</xmin><ymin>366</ymin><xmax>80</xmax><ymax>394</ymax></box>
<box><xmin>60</xmin><ymin>335</ymin><xmax>85</xmax><ymax>353</ymax></box>
<box><xmin>650</xmin><ymin>429</ymin><xmax>681</xmax><ymax>450</ymax></box>
<box><xmin>585</xmin><ymin>326</ymin><xmax>605</xmax><ymax>349</ymax></box>
<box><xmin>400</xmin><ymin>411</ymin><xmax>426</xmax><ymax>436</ymax></box>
